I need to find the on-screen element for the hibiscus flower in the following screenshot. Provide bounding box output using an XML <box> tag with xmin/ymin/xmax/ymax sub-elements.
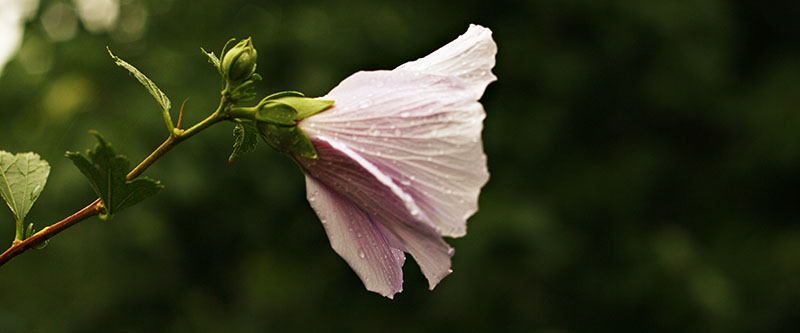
<box><xmin>295</xmin><ymin>24</ymin><xmax>496</xmax><ymax>298</ymax></box>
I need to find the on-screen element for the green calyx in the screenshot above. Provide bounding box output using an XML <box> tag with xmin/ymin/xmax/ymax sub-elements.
<box><xmin>227</xmin><ymin>91</ymin><xmax>333</xmax><ymax>159</ymax></box>
<box><xmin>204</xmin><ymin>37</ymin><xmax>261</xmax><ymax>103</ymax></box>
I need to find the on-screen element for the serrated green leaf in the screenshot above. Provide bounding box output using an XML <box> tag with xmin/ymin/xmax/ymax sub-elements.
<box><xmin>66</xmin><ymin>132</ymin><xmax>164</xmax><ymax>221</ymax></box>
<box><xmin>107</xmin><ymin>47</ymin><xmax>172</xmax><ymax>115</ymax></box>
<box><xmin>258</xmin><ymin>123</ymin><xmax>318</xmax><ymax>159</ymax></box>
<box><xmin>0</xmin><ymin>151</ymin><xmax>50</xmax><ymax>224</ymax></box>
<box><xmin>201</xmin><ymin>47</ymin><xmax>221</xmax><ymax>73</ymax></box>
<box><xmin>229</xmin><ymin>120</ymin><xmax>259</xmax><ymax>162</ymax></box>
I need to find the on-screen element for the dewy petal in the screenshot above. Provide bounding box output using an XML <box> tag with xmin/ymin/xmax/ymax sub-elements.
<box><xmin>299</xmin><ymin>137</ymin><xmax>455</xmax><ymax>290</ymax></box>
<box><xmin>299</xmin><ymin>25</ymin><xmax>495</xmax><ymax>238</ymax></box>
<box><xmin>305</xmin><ymin>175</ymin><xmax>406</xmax><ymax>298</ymax></box>
<box><xmin>296</xmin><ymin>25</ymin><xmax>495</xmax><ymax>296</ymax></box>
<box><xmin>395</xmin><ymin>24</ymin><xmax>497</xmax><ymax>99</ymax></box>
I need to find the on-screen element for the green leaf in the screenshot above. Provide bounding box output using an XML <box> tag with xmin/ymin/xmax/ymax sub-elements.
<box><xmin>0</xmin><ymin>151</ymin><xmax>50</xmax><ymax>224</ymax></box>
<box><xmin>258</xmin><ymin>123</ymin><xmax>318</xmax><ymax>159</ymax></box>
<box><xmin>229</xmin><ymin>120</ymin><xmax>259</xmax><ymax>163</ymax></box>
<box><xmin>107</xmin><ymin>47</ymin><xmax>172</xmax><ymax>117</ymax></box>
<box><xmin>201</xmin><ymin>47</ymin><xmax>221</xmax><ymax>73</ymax></box>
<box><xmin>66</xmin><ymin>132</ymin><xmax>164</xmax><ymax>221</ymax></box>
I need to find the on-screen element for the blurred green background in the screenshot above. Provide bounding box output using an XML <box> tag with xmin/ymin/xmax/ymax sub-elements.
<box><xmin>1</xmin><ymin>0</ymin><xmax>800</xmax><ymax>331</ymax></box>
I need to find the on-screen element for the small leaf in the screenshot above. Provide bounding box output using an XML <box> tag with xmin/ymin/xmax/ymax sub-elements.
<box><xmin>25</xmin><ymin>223</ymin><xmax>48</xmax><ymax>249</ymax></box>
<box><xmin>229</xmin><ymin>120</ymin><xmax>259</xmax><ymax>163</ymax></box>
<box><xmin>0</xmin><ymin>151</ymin><xmax>50</xmax><ymax>223</ymax></box>
<box><xmin>66</xmin><ymin>132</ymin><xmax>164</xmax><ymax>221</ymax></box>
<box><xmin>201</xmin><ymin>47</ymin><xmax>221</xmax><ymax>73</ymax></box>
<box><xmin>107</xmin><ymin>47</ymin><xmax>172</xmax><ymax>116</ymax></box>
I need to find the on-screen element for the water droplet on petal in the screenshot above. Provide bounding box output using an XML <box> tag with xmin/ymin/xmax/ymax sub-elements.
<box><xmin>358</xmin><ymin>250</ymin><xmax>366</xmax><ymax>259</ymax></box>
<box><xmin>400</xmin><ymin>112</ymin><xmax>410</xmax><ymax>118</ymax></box>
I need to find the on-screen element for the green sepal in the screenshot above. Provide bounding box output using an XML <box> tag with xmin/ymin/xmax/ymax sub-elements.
<box><xmin>219</xmin><ymin>38</ymin><xmax>237</xmax><ymax>63</ymax></box>
<box><xmin>65</xmin><ymin>131</ymin><xmax>164</xmax><ymax>221</ymax></box>
<box><xmin>256</xmin><ymin>92</ymin><xmax>333</xmax><ymax>122</ymax></box>
<box><xmin>258</xmin><ymin>123</ymin><xmax>318</xmax><ymax>159</ymax></box>
<box><xmin>201</xmin><ymin>47</ymin><xmax>221</xmax><ymax>73</ymax></box>
<box><xmin>229</xmin><ymin>120</ymin><xmax>259</xmax><ymax>163</ymax></box>
<box><xmin>255</xmin><ymin>101</ymin><xmax>297</xmax><ymax>126</ymax></box>
<box><xmin>275</xmin><ymin>96</ymin><xmax>334</xmax><ymax>119</ymax></box>
<box><xmin>264</xmin><ymin>91</ymin><xmax>305</xmax><ymax>100</ymax></box>
<box><xmin>248</xmin><ymin>92</ymin><xmax>334</xmax><ymax>159</ymax></box>
<box><xmin>228</xmin><ymin>79</ymin><xmax>259</xmax><ymax>103</ymax></box>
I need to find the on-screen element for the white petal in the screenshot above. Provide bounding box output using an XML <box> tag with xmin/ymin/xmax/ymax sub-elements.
<box><xmin>305</xmin><ymin>175</ymin><xmax>405</xmax><ymax>298</ymax></box>
<box><xmin>300</xmin><ymin>74</ymin><xmax>489</xmax><ymax>237</ymax></box>
<box><xmin>299</xmin><ymin>25</ymin><xmax>495</xmax><ymax>238</ymax></box>
<box><xmin>395</xmin><ymin>24</ymin><xmax>497</xmax><ymax>99</ymax></box>
<box><xmin>299</xmin><ymin>137</ymin><xmax>455</xmax><ymax>290</ymax></box>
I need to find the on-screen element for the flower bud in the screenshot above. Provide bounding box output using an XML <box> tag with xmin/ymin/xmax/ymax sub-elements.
<box><xmin>221</xmin><ymin>37</ymin><xmax>257</xmax><ymax>83</ymax></box>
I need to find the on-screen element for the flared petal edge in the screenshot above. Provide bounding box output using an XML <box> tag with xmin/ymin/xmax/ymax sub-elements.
<box><xmin>298</xmin><ymin>137</ymin><xmax>456</xmax><ymax>294</ymax></box>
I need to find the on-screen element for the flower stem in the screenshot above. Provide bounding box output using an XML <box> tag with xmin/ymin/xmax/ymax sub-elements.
<box><xmin>0</xmin><ymin>97</ymin><xmax>232</xmax><ymax>268</ymax></box>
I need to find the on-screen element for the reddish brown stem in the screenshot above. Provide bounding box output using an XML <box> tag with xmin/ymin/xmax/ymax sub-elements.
<box><xmin>0</xmin><ymin>199</ymin><xmax>101</xmax><ymax>266</ymax></box>
<box><xmin>0</xmin><ymin>97</ymin><xmax>229</xmax><ymax>269</ymax></box>
<box><xmin>0</xmin><ymin>135</ymin><xmax>176</xmax><ymax>268</ymax></box>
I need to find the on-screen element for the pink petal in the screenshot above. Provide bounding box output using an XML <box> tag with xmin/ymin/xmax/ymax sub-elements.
<box><xmin>305</xmin><ymin>175</ymin><xmax>405</xmax><ymax>298</ymax></box>
<box><xmin>395</xmin><ymin>24</ymin><xmax>497</xmax><ymax>99</ymax></box>
<box><xmin>296</xmin><ymin>25</ymin><xmax>496</xmax><ymax>296</ymax></box>
<box><xmin>298</xmin><ymin>137</ymin><xmax>455</xmax><ymax>291</ymax></box>
<box><xmin>299</xmin><ymin>25</ymin><xmax>494</xmax><ymax>238</ymax></box>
